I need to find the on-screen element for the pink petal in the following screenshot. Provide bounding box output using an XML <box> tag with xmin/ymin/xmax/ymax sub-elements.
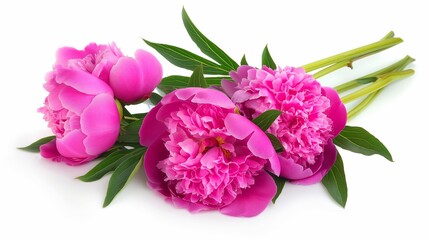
<box><xmin>225</xmin><ymin>113</ymin><xmax>280</xmax><ymax>175</ymax></box>
<box><xmin>144</xmin><ymin>138</ymin><xmax>170</xmax><ymax>196</ymax></box>
<box><xmin>139</xmin><ymin>104</ymin><xmax>166</xmax><ymax>147</ymax></box>
<box><xmin>40</xmin><ymin>140</ymin><xmax>60</xmax><ymax>159</ymax></box>
<box><xmin>169</xmin><ymin>195</ymin><xmax>215</xmax><ymax>213</ymax></box>
<box><xmin>55</xmin><ymin>69</ymin><xmax>113</xmax><ymax>96</ymax></box>
<box><xmin>221</xmin><ymin>79</ymin><xmax>237</xmax><ymax>97</ymax></box>
<box><xmin>58</xmin><ymin>86</ymin><xmax>94</xmax><ymax>114</ymax></box>
<box><xmin>230</xmin><ymin>66</ymin><xmax>253</xmax><ymax>83</ymax></box>
<box><xmin>56</xmin><ymin>130</ymin><xmax>89</xmax><ymax>158</ymax></box>
<box><xmin>109</xmin><ymin>56</ymin><xmax>144</xmax><ymax>103</ymax></box>
<box><xmin>134</xmin><ymin>49</ymin><xmax>163</xmax><ymax>97</ymax></box>
<box><xmin>220</xmin><ymin>171</ymin><xmax>276</xmax><ymax>217</ymax></box>
<box><xmin>161</xmin><ymin>88</ymin><xmax>235</xmax><ymax>110</ymax></box>
<box><xmin>55</xmin><ymin>47</ymin><xmax>87</xmax><ymax>66</ymax></box>
<box><xmin>323</xmin><ymin>87</ymin><xmax>347</xmax><ymax>136</ymax></box>
<box><xmin>291</xmin><ymin>140</ymin><xmax>337</xmax><ymax>185</ymax></box>
<box><xmin>46</xmin><ymin>84</ymin><xmax>65</xmax><ymax>111</ymax></box>
<box><xmin>80</xmin><ymin>93</ymin><xmax>120</xmax><ymax>155</ymax></box>
<box><xmin>279</xmin><ymin>153</ymin><xmax>323</xmax><ymax>179</ymax></box>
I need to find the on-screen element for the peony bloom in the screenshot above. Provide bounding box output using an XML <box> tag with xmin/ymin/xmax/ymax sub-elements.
<box><xmin>39</xmin><ymin>69</ymin><xmax>120</xmax><ymax>165</ymax></box>
<box><xmin>222</xmin><ymin>66</ymin><xmax>347</xmax><ymax>184</ymax></box>
<box><xmin>139</xmin><ymin>88</ymin><xmax>280</xmax><ymax>217</ymax></box>
<box><xmin>55</xmin><ymin>42</ymin><xmax>162</xmax><ymax>103</ymax></box>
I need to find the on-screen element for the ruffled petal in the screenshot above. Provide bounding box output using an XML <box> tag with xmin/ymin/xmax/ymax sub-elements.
<box><xmin>279</xmin><ymin>153</ymin><xmax>323</xmax><ymax>180</ymax></box>
<box><xmin>323</xmin><ymin>87</ymin><xmax>347</xmax><ymax>136</ymax></box>
<box><xmin>291</xmin><ymin>140</ymin><xmax>337</xmax><ymax>185</ymax></box>
<box><xmin>161</xmin><ymin>88</ymin><xmax>235</xmax><ymax>110</ymax></box>
<box><xmin>80</xmin><ymin>93</ymin><xmax>120</xmax><ymax>155</ymax></box>
<box><xmin>139</xmin><ymin>104</ymin><xmax>166</xmax><ymax>147</ymax></box>
<box><xmin>55</xmin><ymin>47</ymin><xmax>87</xmax><ymax>66</ymax></box>
<box><xmin>55</xmin><ymin>69</ymin><xmax>113</xmax><ymax>96</ymax></box>
<box><xmin>144</xmin><ymin>138</ymin><xmax>170</xmax><ymax>196</ymax></box>
<box><xmin>225</xmin><ymin>113</ymin><xmax>280</xmax><ymax>175</ymax></box>
<box><xmin>221</xmin><ymin>79</ymin><xmax>238</xmax><ymax>97</ymax></box>
<box><xmin>220</xmin><ymin>171</ymin><xmax>276</xmax><ymax>217</ymax></box>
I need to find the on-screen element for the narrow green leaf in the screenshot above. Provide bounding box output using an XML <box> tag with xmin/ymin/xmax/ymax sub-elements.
<box><xmin>240</xmin><ymin>54</ymin><xmax>248</xmax><ymax>65</ymax></box>
<box><xmin>77</xmin><ymin>150</ymin><xmax>130</xmax><ymax>182</ymax></box>
<box><xmin>188</xmin><ymin>64</ymin><xmax>207</xmax><ymax>88</ymax></box>
<box><xmin>149</xmin><ymin>92</ymin><xmax>162</xmax><ymax>105</ymax></box>
<box><xmin>18</xmin><ymin>136</ymin><xmax>55</xmax><ymax>152</ymax></box>
<box><xmin>266</xmin><ymin>133</ymin><xmax>284</xmax><ymax>152</ymax></box>
<box><xmin>144</xmin><ymin>39</ymin><xmax>230</xmax><ymax>75</ymax></box>
<box><xmin>103</xmin><ymin>148</ymin><xmax>146</xmax><ymax>207</ymax></box>
<box><xmin>262</xmin><ymin>45</ymin><xmax>276</xmax><ymax>69</ymax></box>
<box><xmin>117</xmin><ymin>118</ymin><xmax>144</xmax><ymax>143</ymax></box>
<box><xmin>182</xmin><ymin>8</ymin><xmax>238</xmax><ymax>70</ymax></box>
<box><xmin>270</xmin><ymin>173</ymin><xmax>287</xmax><ymax>204</ymax></box>
<box><xmin>158</xmin><ymin>75</ymin><xmax>227</xmax><ymax>93</ymax></box>
<box><xmin>252</xmin><ymin>110</ymin><xmax>282</xmax><ymax>131</ymax></box>
<box><xmin>333</xmin><ymin>126</ymin><xmax>392</xmax><ymax>161</ymax></box>
<box><xmin>322</xmin><ymin>152</ymin><xmax>348</xmax><ymax>207</ymax></box>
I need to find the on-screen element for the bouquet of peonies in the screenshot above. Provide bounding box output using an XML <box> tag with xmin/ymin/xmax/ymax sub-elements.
<box><xmin>20</xmin><ymin>8</ymin><xmax>414</xmax><ymax>217</ymax></box>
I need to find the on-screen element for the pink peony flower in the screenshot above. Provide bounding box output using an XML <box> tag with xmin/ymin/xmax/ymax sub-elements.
<box><xmin>139</xmin><ymin>88</ymin><xmax>280</xmax><ymax>217</ymax></box>
<box><xmin>55</xmin><ymin>42</ymin><xmax>162</xmax><ymax>103</ymax></box>
<box><xmin>38</xmin><ymin>69</ymin><xmax>120</xmax><ymax>165</ymax></box>
<box><xmin>222</xmin><ymin>66</ymin><xmax>347</xmax><ymax>184</ymax></box>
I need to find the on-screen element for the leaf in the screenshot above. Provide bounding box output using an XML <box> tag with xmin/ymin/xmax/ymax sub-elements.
<box><xmin>158</xmin><ymin>75</ymin><xmax>227</xmax><ymax>93</ymax></box>
<box><xmin>18</xmin><ymin>136</ymin><xmax>55</xmax><ymax>152</ymax></box>
<box><xmin>144</xmin><ymin>39</ymin><xmax>230</xmax><ymax>75</ymax></box>
<box><xmin>252</xmin><ymin>110</ymin><xmax>282</xmax><ymax>131</ymax></box>
<box><xmin>103</xmin><ymin>148</ymin><xmax>146</xmax><ymax>207</ymax></box>
<box><xmin>266</xmin><ymin>133</ymin><xmax>284</xmax><ymax>152</ymax></box>
<box><xmin>117</xmin><ymin>118</ymin><xmax>144</xmax><ymax>143</ymax></box>
<box><xmin>269</xmin><ymin>173</ymin><xmax>287</xmax><ymax>204</ymax></box>
<box><xmin>188</xmin><ymin>64</ymin><xmax>207</xmax><ymax>88</ymax></box>
<box><xmin>240</xmin><ymin>54</ymin><xmax>248</xmax><ymax>65</ymax></box>
<box><xmin>149</xmin><ymin>92</ymin><xmax>162</xmax><ymax>105</ymax></box>
<box><xmin>322</xmin><ymin>152</ymin><xmax>348</xmax><ymax>207</ymax></box>
<box><xmin>333</xmin><ymin>125</ymin><xmax>392</xmax><ymax>161</ymax></box>
<box><xmin>262</xmin><ymin>45</ymin><xmax>276</xmax><ymax>69</ymax></box>
<box><xmin>182</xmin><ymin>8</ymin><xmax>238</xmax><ymax>70</ymax></box>
<box><xmin>77</xmin><ymin>150</ymin><xmax>130</xmax><ymax>182</ymax></box>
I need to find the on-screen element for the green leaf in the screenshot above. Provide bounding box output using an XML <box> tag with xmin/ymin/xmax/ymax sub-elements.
<box><xmin>103</xmin><ymin>148</ymin><xmax>146</xmax><ymax>207</ymax></box>
<box><xmin>158</xmin><ymin>75</ymin><xmax>227</xmax><ymax>93</ymax></box>
<box><xmin>77</xmin><ymin>150</ymin><xmax>130</xmax><ymax>182</ymax></box>
<box><xmin>117</xmin><ymin>118</ymin><xmax>144</xmax><ymax>144</ymax></box>
<box><xmin>149</xmin><ymin>92</ymin><xmax>162</xmax><ymax>105</ymax></box>
<box><xmin>182</xmin><ymin>8</ymin><xmax>238</xmax><ymax>70</ymax></box>
<box><xmin>240</xmin><ymin>54</ymin><xmax>248</xmax><ymax>65</ymax></box>
<box><xmin>266</xmin><ymin>133</ymin><xmax>284</xmax><ymax>152</ymax></box>
<box><xmin>144</xmin><ymin>39</ymin><xmax>230</xmax><ymax>75</ymax></box>
<box><xmin>262</xmin><ymin>45</ymin><xmax>276</xmax><ymax>69</ymax></box>
<box><xmin>333</xmin><ymin>125</ymin><xmax>392</xmax><ymax>161</ymax></box>
<box><xmin>270</xmin><ymin>173</ymin><xmax>287</xmax><ymax>204</ymax></box>
<box><xmin>322</xmin><ymin>152</ymin><xmax>348</xmax><ymax>207</ymax></box>
<box><xmin>18</xmin><ymin>136</ymin><xmax>55</xmax><ymax>152</ymax></box>
<box><xmin>252</xmin><ymin>110</ymin><xmax>282</xmax><ymax>131</ymax></box>
<box><xmin>188</xmin><ymin>64</ymin><xmax>207</xmax><ymax>88</ymax></box>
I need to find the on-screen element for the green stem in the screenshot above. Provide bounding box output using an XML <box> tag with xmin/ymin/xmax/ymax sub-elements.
<box><xmin>334</xmin><ymin>55</ymin><xmax>415</xmax><ymax>94</ymax></box>
<box><xmin>124</xmin><ymin>116</ymin><xmax>140</xmax><ymax>121</ymax></box>
<box><xmin>302</xmin><ymin>38</ymin><xmax>403</xmax><ymax>72</ymax></box>
<box><xmin>347</xmin><ymin>90</ymin><xmax>383</xmax><ymax>120</ymax></box>
<box><xmin>341</xmin><ymin>69</ymin><xmax>414</xmax><ymax>103</ymax></box>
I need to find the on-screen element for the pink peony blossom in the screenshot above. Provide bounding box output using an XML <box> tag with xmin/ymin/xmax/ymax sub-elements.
<box><xmin>222</xmin><ymin>66</ymin><xmax>347</xmax><ymax>184</ymax></box>
<box><xmin>55</xmin><ymin>42</ymin><xmax>162</xmax><ymax>103</ymax></box>
<box><xmin>39</xmin><ymin>69</ymin><xmax>120</xmax><ymax>165</ymax></box>
<box><xmin>139</xmin><ymin>88</ymin><xmax>280</xmax><ymax>217</ymax></box>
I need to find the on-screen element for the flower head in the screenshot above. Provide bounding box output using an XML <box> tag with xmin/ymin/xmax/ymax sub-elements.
<box><xmin>222</xmin><ymin>66</ymin><xmax>346</xmax><ymax>184</ymax></box>
<box><xmin>139</xmin><ymin>88</ymin><xmax>280</xmax><ymax>217</ymax></box>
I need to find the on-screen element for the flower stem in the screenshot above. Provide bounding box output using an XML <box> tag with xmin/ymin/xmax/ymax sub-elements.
<box><xmin>347</xmin><ymin>90</ymin><xmax>383</xmax><ymax>120</ymax></box>
<box><xmin>124</xmin><ymin>116</ymin><xmax>140</xmax><ymax>121</ymax></box>
<box><xmin>302</xmin><ymin>37</ymin><xmax>403</xmax><ymax>72</ymax></box>
<box><xmin>335</xmin><ymin>55</ymin><xmax>415</xmax><ymax>94</ymax></box>
<box><xmin>341</xmin><ymin>69</ymin><xmax>414</xmax><ymax>104</ymax></box>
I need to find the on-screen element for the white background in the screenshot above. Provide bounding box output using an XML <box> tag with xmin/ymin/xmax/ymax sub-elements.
<box><xmin>1</xmin><ymin>0</ymin><xmax>428</xmax><ymax>239</ymax></box>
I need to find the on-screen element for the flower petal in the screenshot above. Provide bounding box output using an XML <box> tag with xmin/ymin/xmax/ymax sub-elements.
<box><xmin>291</xmin><ymin>140</ymin><xmax>337</xmax><ymax>185</ymax></box>
<box><xmin>144</xmin><ymin>138</ymin><xmax>170</xmax><ymax>196</ymax></box>
<box><xmin>58</xmin><ymin>86</ymin><xmax>94</xmax><ymax>114</ymax></box>
<box><xmin>56</xmin><ymin>130</ymin><xmax>89</xmax><ymax>158</ymax></box>
<box><xmin>169</xmin><ymin>195</ymin><xmax>215</xmax><ymax>213</ymax></box>
<box><xmin>161</xmin><ymin>88</ymin><xmax>235</xmax><ymax>110</ymax></box>
<box><xmin>139</xmin><ymin>104</ymin><xmax>166</xmax><ymax>147</ymax></box>
<box><xmin>225</xmin><ymin>113</ymin><xmax>280</xmax><ymax>175</ymax></box>
<box><xmin>220</xmin><ymin>171</ymin><xmax>276</xmax><ymax>217</ymax></box>
<box><xmin>134</xmin><ymin>49</ymin><xmax>163</xmax><ymax>98</ymax></box>
<box><xmin>279</xmin><ymin>153</ymin><xmax>323</xmax><ymax>180</ymax></box>
<box><xmin>55</xmin><ymin>69</ymin><xmax>113</xmax><ymax>96</ymax></box>
<box><xmin>109</xmin><ymin>56</ymin><xmax>144</xmax><ymax>103</ymax></box>
<box><xmin>221</xmin><ymin>79</ymin><xmax>238</xmax><ymax>97</ymax></box>
<box><xmin>323</xmin><ymin>87</ymin><xmax>347</xmax><ymax>136</ymax></box>
<box><xmin>55</xmin><ymin>47</ymin><xmax>87</xmax><ymax>66</ymax></box>
<box><xmin>230</xmin><ymin>65</ymin><xmax>253</xmax><ymax>83</ymax></box>
<box><xmin>80</xmin><ymin>93</ymin><xmax>120</xmax><ymax>155</ymax></box>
